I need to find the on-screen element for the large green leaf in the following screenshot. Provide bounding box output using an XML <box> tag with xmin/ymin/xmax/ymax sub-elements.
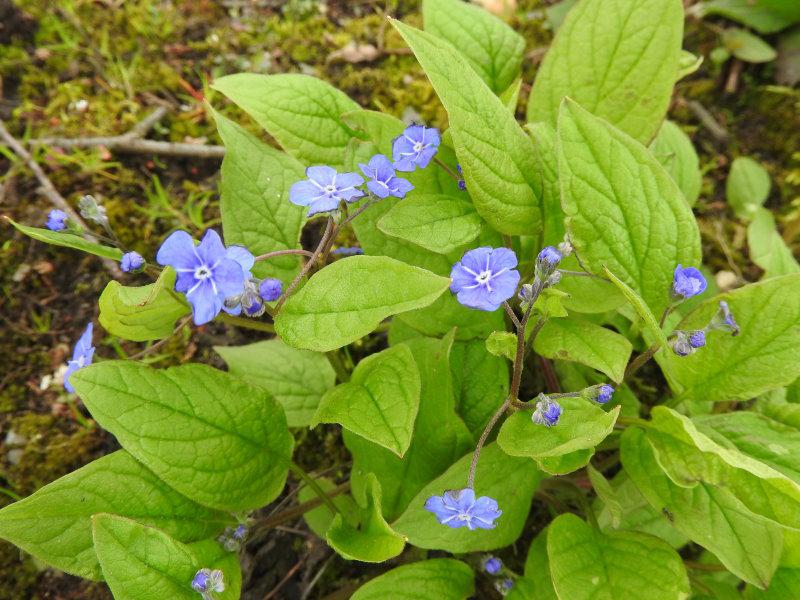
<box><xmin>557</xmin><ymin>100</ymin><xmax>701</xmax><ymax>316</ymax></box>
<box><xmin>450</xmin><ymin>339</ymin><xmax>508</xmax><ymax>439</ymax></box>
<box><xmin>547</xmin><ymin>513</ymin><xmax>690</xmax><ymax>599</ymax></box>
<box><xmin>313</xmin><ymin>345</ymin><xmax>421</xmax><ymax>457</ymax></box>
<box><xmin>377</xmin><ymin>194</ymin><xmax>482</xmax><ymax>254</ymax></box>
<box><xmin>395</xmin><ymin>291</ymin><xmax>504</xmax><ymax>342</ymax></box>
<box><xmin>747</xmin><ymin>208</ymin><xmax>800</xmax><ymax>278</ymax></box>
<box><xmin>528</xmin><ymin>0</ymin><xmax>684</xmax><ymax>144</ymax></box>
<box><xmin>351</xmin><ymin>559</ymin><xmax>474</xmax><ymax>600</ymax></box>
<box><xmin>212</xmin><ymin>73</ymin><xmax>360</xmax><ymax>168</ymax></box>
<box><xmin>701</xmin><ymin>0</ymin><xmax>800</xmax><ymax>34</ymax></box>
<box><xmin>422</xmin><ymin>0</ymin><xmax>524</xmax><ymax>94</ymax></box>
<box><xmin>622</xmin><ymin>427</ymin><xmax>782</xmax><ymax>588</ymax></box>
<box><xmin>533</xmin><ymin>318</ymin><xmax>632</xmax><ymax>383</ymax></box>
<box><xmin>215</xmin><ymin>339</ymin><xmax>335</xmax><ymax>428</ymax></box>
<box><xmin>645</xmin><ymin>406</ymin><xmax>800</xmax><ymax>530</ymax></box>
<box><xmin>0</xmin><ymin>451</ymin><xmax>231</xmax><ymax>581</ymax></box>
<box><xmin>670</xmin><ymin>275</ymin><xmax>800</xmax><ymax>402</ymax></box>
<box><xmin>275</xmin><ymin>255</ymin><xmax>450</xmax><ymax>352</ymax></box>
<box><xmin>214</xmin><ymin>109</ymin><xmax>305</xmax><ymax>281</ymax></box>
<box><xmin>525</xmin><ymin>122</ymin><xmax>565</xmax><ymax>247</ymax></box>
<box><xmin>392</xmin><ymin>20</ymin><xmax>543</xmax><ymax>236</ymax></box>
<box><xmin>650</xmin><ymin>120</ymin><xmax>702</xmax><ymax>207</ymax></box>
<box><xmin>72</xmin><ymin>362</ymin><xmax>294</xmax><ymax>512</ymax></box>
<box><xmin>8</xmin><ymin>217</ymin><xmax>123</xmax><ymax>260</ymax></box>
<box><xmin>727</xmin><ymin>156</ymin><xmax>771</xmax><ymax>220</ymax></box>
<box><xmin>393</xmin><ymin>443</ymin><xmax>542</xmax><ymax>552</ymax></box>
<box><xmin>345</xmin><ymin>334</ymin><xmax>472</xmax><ymax>520</ymax></box>
<box><xmin>507</xmin><ymin>530</ymin><xmax>557</xmax><ymax>600</ymax></box>
<box><xmin>99</xmin><ymin>267</ymin><xmax>190</xmax><ymax>342</ymax></box>
<box><xmin>326</xmin><ymin>473</ymin><xmax>406</xmax><ymax>562</ymax></box>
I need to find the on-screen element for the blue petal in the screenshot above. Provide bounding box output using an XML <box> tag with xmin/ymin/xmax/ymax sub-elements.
<box><xmin>403</xmin><ymin>125</ymin><xmax>425</xmax><ymax>143</ymax></box>
<box><xmin>307</xmin><ymin>196</ymin><xmax>341</xmax><ymax>216</ymax></box>
<box><xmin>490</xmin><ymin>269</ymin><xmax>521</xmax><ymax>301</ymax></box>
<box><xmin>488</xmin><ymin>247</ymin><xmax>518</xmax><ymax>271</ymax></box>
<box><xmin>175</xmin><ymin>270</ymin><xmax>197</xmax><ymax>293</ymax></box>
<box><xmin>415</xmin><ymin>145</ymin><xmax>438</xmax><ymax>169</ymax></box>
<box><xmin>226</xmin><ymin>245</ymin><xmax>255</xmax><ymax>275</ymax></box>
<box><xmin>370</xmin><ymin>154</ymin><xmax>395</xmax><ymax>181</ymax></box>
<box><xmin>393</xmin><ymin>155</ymin><xmax>418</xmax><ymax>172</ymax></box>
<box><xmin>64</xmin><ymin>362</ymin><xmax>79</xmax><ymax>393</ymax></box>
<box><xmin>460</xmin><ymin>247</ymin><xmax>493</xmax><ymax>274</ymax></box>
<box><xmin>290</xmin><ymin>180</ymin><xmax>324</xmax><ymax>207</ymax></box>
<box><xmin>212</xmin><ymin>257</ymin><xmax>246</xmax><ymax>300</ymax></box>
<box><xmin>450</xmin><ymin>262</ymin><xmax>477</xmax><ymax>293</ymax></box>
<box><xmin>392</xmin><ymin>135</ymin><xmax>417</xmax><ymax>162</ymax></box>
<box><xmin>156</xmin><ymin>230</ymin><xmax>198</xmax><ymax>271</ymax></box>
<box><xmin>338</xmin><ymin>187</ymin><xmax>365</xmax><ymax>203</ymax></box>
<box><xmin>335</xmin><ymin>171</ymin><xmax>365</xmax><ymax>190</ymax></box>
<box><xmin>186</xmin><ymin>280</ymin><xmax>222</xmax><ymax>325</ymax></box>
<box><xmin>388</xmin><ymin>177</ymin><xmax>414</xmax><ymax>198</ymax></box>
<box><xmin>72</xmin><ymin>322</ymin><xmax>94</xmax><ymax>359</ymax></box>
<box><xmin>306</xmin><ymin>165</ymin><xmax>337</xmax><ymax>187</ymax></box>
<box><xmin>422</xmin><ymin>126</ymin><xmax>441</xmax><ymax>147</ymax></box>
<box><xmin>457</xmin><ymin>286</ymin><xmax>501</xmax><ymax>311</ymax></box>
<box><xmin>196</xmin><ymin>230</ymin><xmax>227</xmax><ymax>266</ymax></box>
<box><xmin>367</xmin><ymin>180</ymin><xmax>391</xmax><ymax>199</ymax></box>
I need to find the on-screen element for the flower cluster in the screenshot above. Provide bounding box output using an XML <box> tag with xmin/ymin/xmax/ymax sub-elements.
<box><xmin>532</xmin><ymin>394</ymin><xmax>563</xmax><ymax>427</ymax></box>
<box><xmin>217</xmin><ymin>524</ymin><xmax>248</xmax><ymax>552</ymax></box>
<box><xmin>191</xmin><ymin>568</ymin><xmax>224</xmax><ymax>599</ymax></box>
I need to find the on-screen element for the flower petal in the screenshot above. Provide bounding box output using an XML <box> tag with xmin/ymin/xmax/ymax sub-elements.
<box><xmin>306</xmin><ymin>165</ymin><xmax>337</xmax><ymax>186</ymax></box>
<box><xmin>212</xmin><ymin>257</ymin><xmax>246</xmax><ymax>300</ymax></box>
<box><xmin>195</xmin><ymin>230</ymin><xmax>227</xmax><ymax>266</ymax></box>
<box><xmin>290</xmin><ymin>180</ymin><xmax>324</xmax><ymax>207</ymax></box>
<box><xmin>186</xmin><ymin>280</ymin><xmax>223</xmax><ymax>326</ymax></box>
<box><xmin>156</xmin><ymin>230</ymin><xmax>198</xmax><ymax>271</ymax></box>
<box><xmin>307</xmin><ymin>195</ymin><xmax>341</xmax><ymax>217</ymax></box>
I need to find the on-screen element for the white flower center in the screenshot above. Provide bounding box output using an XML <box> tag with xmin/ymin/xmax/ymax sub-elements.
<box><xmin>194</xmin><ymin>265</ymin><xmax>212</xmax><ymax>280</ymax></box>
<box><xmin>324</xmin><ymin>184</ymin><xmax>337</xmax><ymax>195</ymax></box>
<box><xmin>413</xmin><ymin>141</ymin><xmax>424</xmax><ymax>153</ymax></box>
<box><xmin>457</xmin><ymin>512</ymin><xmax>471</xmax><ymax>521</ymax></box>
<box><xmin>475</xmin><ymin>270</ymin><xmax>492</xmax><ymax>285</ymax></box>
<box><xmin>76</xmin><ymin>356</ymin><xmax>86</xmax><ymax>368</ymax></box>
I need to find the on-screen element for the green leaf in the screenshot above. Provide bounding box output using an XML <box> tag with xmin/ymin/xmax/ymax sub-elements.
<box><xmin>645</xmin><ymin>406</ymin><xmax>800</xmax><ymax>529</ymax></box>
<box><xmin>525</xmin><ymin>122</ymin><xmax>565</xmax><ymax>247</ymax></box>
<box><xmin>345</xmin><ymin>334</ymin><xmax>472</xmax><ymax>520</ymax></box>
<box><xmin>72</xmin><ymin>362</ymin><xmax>294</xmax><ymax>512</ymax></box>
<box><xmin>422</xmin><ymin>0</ymin><xmax>524</xmax><ymax>94</ymax></box>
<box><xmin>723</xmin><ymin>28</ymin><xmax>778</xmax><ymax>63</ymax></box>
<box><xmin>342</xmin><ymin>110</ymin><xmax>403</xmax><ymax>156</ymax></box>
<box><xmin>676</xmin><ymin>50</ymin><xmax>704</xmax><ymax>81</ymax></box>
<box><xmin>7</xmin><ymin>217</ymin><xmax>123</xmax><ymax>260</ymax></box>
<box><xmin>393</xmin><ymin>443</ymin><xmax>543</xmax><ymax>552</ymax></box>
<box><xmin>557</xmin><ymin>256</ymin><xmax>626</xmax><ymax>314</ymax></box>
<box><xmin>528</xmin><ymin>0</ymin><xmax>684</xmax><ymax>144</ymax></box>
<box><xmin>670</xmin><ymin>275</ymin><xmax>800</xmax><ymax>403</ymax></box>
<box><xmin>538</xmin><ymin>449</ymin><xmax>596</xmax><ymax>476</ymax></box>
<box><xmin>650</xmin><ymin>120</ymin><xmax>702</xmax><ymax>207</ymax></box>
<box><xmin>700</xmin><ymin>0</ymin><xmax>800</xmax><ymax>34</ymax></box>
<box><xmin>275</xmin><ymin>255</ymin><xmax>450</xmax><ymax>352</ymax></box>
<box><xmin>450</xmin><ymin>339</ymin><xmax>509</xmax><ymax>439</ymax></box>
<box><xmin>351</xmin><ymin>558</ymin><xmax>474</xmax><ymax>600</ymax></box>
<box><xmin>485</xmin><ymin>330</ymin><xmax>517</xmax><ymax>362</ymax></box>
<box><xmin>396</xmin><ymin>292</ymin><xmax>504</xmax><ymax>341</ymax></box>
<box><xmin>377</xmin><ymin>194</ymin><xmax>482</xmax><ymax>254</ymax></box>
<box><xmin>298</xmin><ymin>478</ymin><xmax>359</xmax><ymax>539</ymax></box>
<box><xmin>558</xmin><ymin>99</ymin><xmax>701</xmax><ymax>316</ymax></box>
<box><xmin>498</xmin><ymin>398</ymin><xmax>620</xmax><ymax>469</ymax></box>
<box><xmin>622</xmin><ymin>427</ymin><xmax>782</xmax><ymax>587</ymax></box>
<box><xmin>99</xmin><ymin>268</ymin><xmax>190</xmax><ymax>342</ymax></box>
<box><xmin>603</xmin><ymin>267</ymin><xmax>670</xmax><ymax>351</ymax></box>
<box><xmin>588</xmin><ymin>464</ymin><xmax>623</xmax><ymax>529</ymax></box>
<box><xmin>533</xmin><ymin>318</ymin><xmax>632</xmax><ymax>383</ymax></box>
<box><xmin>0</xmin><ymin>451</ymin><xmax>231</xmax><ymax>581</ymax></box>
<box><xmin>214</xmin><ymin>109</ymin><xmax>306</xmax><ymax>281</ymax></box>
<box><xmin>326</xmin><ymin>473</ymin><xmax>406</xmax><ymax>562</ymax></box>
<box><xmin>727</xmin><ymin>156</ymin><xmax>771</xmax><ymax>220</ymax></box>
<box><xmin>547</xmin><ymin>513</ymin><xmax>691</xmax><ymax>600</ymax></box>
<box><xmin>391</xmin><ymin>19</ymin><xmax>543</xmax><ymax>236</ymax></box>
<box><xmin>313</xmin><ymin>345</ymin><xmax>420</xmax><ymax>457</ymax></box>
<box><xmin>215</xmin><ymin>339</ymin><xmax>335</xmax><ymax>428</ymax></box>
<box><xmin>507</xmin><ymin>530</ymin><xmax>557</xmax><ymax>600</ymax></box>
<box><xmin>748</xmin><ymin>208</ymin><xmax>800</xmax><ymax>278</ymax></box>
<box><xmin>744</xmin><ymin>530</ymin><xmax>800</xmax><ymax>598</ymax></box>
<box><xmin>499</xmin><ymin>77</ymin><xmax>522</xmax><ymax>112</ymax></box>
<box><xmin>212</xmin><ymin>73</ymin><xmax>360</xmax><ymax>167</ymax></box>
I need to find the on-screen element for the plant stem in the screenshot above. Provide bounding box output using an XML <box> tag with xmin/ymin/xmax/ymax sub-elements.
<box><xmin>275</xmin><ymin>217</ymin><xmax>336</xmax><ymax>313</ymax></box>
<box><xmin>287</xmin><ymin>461</ymin><xmax>341</xmax><ymax>516</ymax></box>
<box><xmin>326</xmin><ymin>350</ymin><xmax>351</xmax><ymax>383</ymax></box>
<box><xmin>433</xmin><ymin>156</ymin><xmax>461</xmax><ymax>182</ymax></box>
<box><xmin>558</xmin><ymin>269</ymin><xmax>605</xmax><ymax>280</ymax></box>
<box><xmin>255</xmin><ymin>248</ymin><xmax>315</xmax><ymax>262</ymax></box>
<box><xmin>467</xmin><ymin>397</ymin><xmax>511</xmax><ymax>489</ymax></box>
<box><xmin>218</xmin><ymin>313</ymin><xmax>275</xmax><ymax>334</ymax></box>
<box><xmin>659</xmin><ymin>304</ymin><xmax>674</xmax><ymax>328</ymax></box>
<box><xmin>623</xmin><ymin>343</ymin><xmax>661</xmax><ymax>381</ymax></box>
<box><xmin>338</xmin><ymin>198</ymin><xmax>377</xmax><ymax>228</ymax></box>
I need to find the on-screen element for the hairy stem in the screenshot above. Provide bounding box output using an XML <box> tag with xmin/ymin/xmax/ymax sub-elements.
<box><xmin>218</xmin><ymin>313</ymin><xmax>275</xmax><ymax>333</ymax></box>
<box><xmin>287</xmin><ymin>461</ymin><xmax>341</xmax><ymax>516</ymax></box>
<box><xmin>254</xmin><ymin>248</ymin><xmax>315</xmax><ymax>262</ymax></box>
<box><xmin>433</xmin><ymin>156</ymin><xmax>461</xmax><ymax>182</ymax></box>
<box><xmin>275</xmin><ymin>217</ymin><xmax>336</xmax><ymax>312</ymax></box>
<box><xmin>623</xmin><ymin>343</ymin><xmax>661</xmax><ymax>381</ymax></box>
<box><xmin>326</xmin><ymin>350</ymin><xmax>352</xmax><ymax>383</ymax></box>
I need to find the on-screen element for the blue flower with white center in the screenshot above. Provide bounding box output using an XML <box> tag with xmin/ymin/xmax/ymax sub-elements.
<box><xmin>392</xmin><ymin>124</ymin><xmax>440</xmax><ymax>172</ymax></box>
<box><xmin>46</xmin><ymin>209</ymin><xmax>68</xmax><ymax>231</ymax></box>
<box><xmin>358</xmin><ymin>154</ymin><xmax>414</xmax><ymax>199</ymax></box>
<box><xmin>689</xmin><ymin>330</ymin><xmax>706</xmax><ymax>348</ymax></box>
<box><xmin>289</xmin><ymin>166</ymin><xmax>364</xmax><ymax>216</ymax></box>
<box><xmin>259</xmin><ymin>278</ymin><xmax>282</xmax><ymax>302</ymax></box>
<box><xmin>64</xmin><ymin>322</ymin><xmax>94</xmax><ymax>393</ymax></box>
<box><xmin>483</xmin><ymin>556</ymin><xmax>502</xmax><ymax>575</ymax></box>
<box><xmin>120</xmin><ymin>251</ymin><xmax>145</xmax><ymax>273</ymax></box>
<box><xmin>450</xmin><ymin>247</ymin><xmax>521</xmax><ymax>312</ymax></box>
<box><xmin>191</xmin><ymin>568</ymin><xmax>224</xmax><ymax>599</ymax></box>
<box><xmin>672</xmin><ymin>265</ymin><xmax>707</xmax><ymax>299</ymax></box>
<box><xmin>711</xmin><ymin>300</ymin><xmax>740</xmax><ymax>336</ymax></box>
<box><xmin>532</xmin><ymin>395</ymin><xmax>562</xmax><ymax>427</ymax></box>
<box><xmin>156</xmin><ymin>230</ymin><xmax>249</xmax><ymax>326</ymax></box>
<box><xmin>424</xmin><ymin>488</ymin><xmax>502</xmax><ymax>530</ymax></box>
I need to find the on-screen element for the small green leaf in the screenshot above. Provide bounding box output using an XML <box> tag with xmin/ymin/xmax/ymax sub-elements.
<box><xmin>215</xmin><ymin>339</ymin><xmax>336</xmax><ymax>428</ymax></box>
<box><xmin>351</xmin><ymin>558</ymin><xmax>474</xmax><ymax>600</ymax></box>
<box><xmin>700</xmin><ymin>0</ymin><xmax>800</xmax><ymax>34</ymax></box>
<box><xmin>747</xmin><ymin>208</ymin><xmax>800</xmax><ymax>278</ymax></box>
<box><xmin>275</xmin><ymin>255</ymin><xmax>450</xmax><ymax>352</ymax></box>
<box><xmin>7</xmin><ymin>217</ymin><xmax>123</xmax><ymax>260</ymax></box>
<box><xmin>547</xmin><ymin>513</ymin><xmax>691</xmax><ymax>599</ymax></box>
<box><xmin>533</xmin><ymin>318</ymin><xmax>632</xmax><ymax>383</ymax></box>
<box><xmin>99</xmin><ymin>268</ymin><xmax>190</xmax><ymax>342</ymax></box>
<box><xmin>377</xmin><ymin>194</ymin><xmax>482</xmax><ymax>254</ymax></box>
<box><xmin>650</xmin><ymin>120</ymin><xmax>702</xmax><ymax>206</ymax></box>
<box><xmin>392</xmin><ymin>19</ymin><xmax>543</xmax><ymax>236</ymax></box>
<box><xmin>326</xmin><ymin>473</ymin><xmax>406</xmax><ymax>562</ymax></box>
<box><xmin>422</xmin><ymin>0</ymin><xmax>524</xmax><ymax>94</ymax></box>
<box><xmin>212</xmin><ymin>73</ymin><xmax>360</xmax><ymax>168</ymax></box>
<box><xmin>313</xmin><ymin>345</ymin><xmax>421</xmax><ymax>457</ymax></box>
<box><xmin>214</xmin><ymin>109</ymin><xmax>306</xmax><ymax>281</ymax></box>
<box><xmin>727</xmin><ymin>156</ymin><xmax>771</xmax><ymax>220</ymax></box>
<box><xmin>0</xmin><ymin>451</ymin><xmax>231</xmax><ymax>581</ymax></box>
<box><xmin>587</xmin><ymin>464</ymin><xmax>623</xmax><ymax>529</ymax></box>
<box><xmin>558</xmin><ymin>99</ymin><xmax>701</xmax><ymax>316</ymax></box>
<box><xmin>529</xmin><ymin>0</ymin><xmax>684</xmax><ymax>143</ymax></box>
<box><xmin>393</xmin><ymin>443</ymin><xmax>543</xmax><ymax>552</ymax></box>
<box><xmin>676</xmin><ymin>50</ymin><xmax>704</xmax><ymax>80</ymax></box>
<box><xmin>485</xmin><ymin>330</ymin><xmax>517</xmax><ymax>362</ymax></box>
<box><xmin>723</xmin><ymin>28</ymin><xmax>778</xmax><ymax>63</ymax></box>
<box><xmin>72</xmin><ymin>362</ymin><xmax>294</xmax><ymax>512</ymax></box>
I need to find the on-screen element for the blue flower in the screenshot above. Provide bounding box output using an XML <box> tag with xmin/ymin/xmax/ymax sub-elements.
<box><xmin>332</xmin><ymin>246</ymin><xmax>364</xmax><ymax>256</ymax></box>
<box><xmin>259</xmin><ymin>278</ymin><xmax>283</xmax><ymax>302</ymax></box>
<box><xmin>495</xmin><ymin>578</ymin><xmax>514</xmax><ymax>596</ymax></box>
<box><xmin>191</xmin><ymin>568</ymin><xmax>224</xmax><ymax>598</ymax></box>
<box><xmin>532</xmin><ymin>395</ymin><xmax>562</xmax><ymax>427</ymax></box>
<box><xmin>120</xmin><ymin>251</ymin><xmax>145</xmax><ymax>273</ymax></box>
<box><xmin>595</xmin><ymin>384</ymin><xmax>614</xmax><ymax>404</ymax></box>
<box><xmin>671</xmin><ymin>335</ymin><xmax>693</xmax><ymax>357</ymax></box>
<box><xmin>46</xmin><ymin>209</ymin><xmax>68</xmax><ymax>231</ymax></box>
<box><xmin>156</xmin><ymin>230</ymin><xmax>248</xmax><ymax>326</ymax></box>
<box><xmin>483</xmin><ymin>556</ymin><xmax>502</xmax><ymax>575</ymax></box>
<box><xmin>535</xmin><ymin>246</ymin><xmax>563</xmax><ymax>281</ymax></box>
<box><xmin>689</xmin><ymin>330</ymin><xmax>706</xmax><ymax>348</ymax></box>
<box><xmin>672</xmin><ymin>265</ymin><xmax>707</xmax><ymax>299</ymax></box>
<box><xmin>392</xmin><ymin>124</ymin><xmax>440</xmax><ymax>172</ymax></box>
<box><xmin>450</xmin><ymin>247</ymin><xmax>521</xmax><ymax>312</ymax></box>
<box><xmin>424</xmin><ymin>488</ymin><xmax>502</xmax><ymax>530</ymax></box>
<box><xmin>458</xmin><ymin>179</ymin><xmax>467</xmax><ymax>191</ymax></box>
<box><xmin>712</xmin><ymin>300</ymin><xmax>740</xmax><ymax>336</ymax></box>
<box><xmin>289</xmin><ymin>166</ymin><xmax>364</xmax><ymax>216</ymax></box>
<box><xmin>217</xmin><ymin>525</ymin><xmax>248</xmax><ymax>552</ymax></box>
<box><xmin>358</xmin><ymin>154</ymin><xmax>414</xmax><ymax>199</ymax></box>
<box><xmin>64</xmin><ymin>323</ymin><xmax>94</xmax><ymax>393</ymax></box>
